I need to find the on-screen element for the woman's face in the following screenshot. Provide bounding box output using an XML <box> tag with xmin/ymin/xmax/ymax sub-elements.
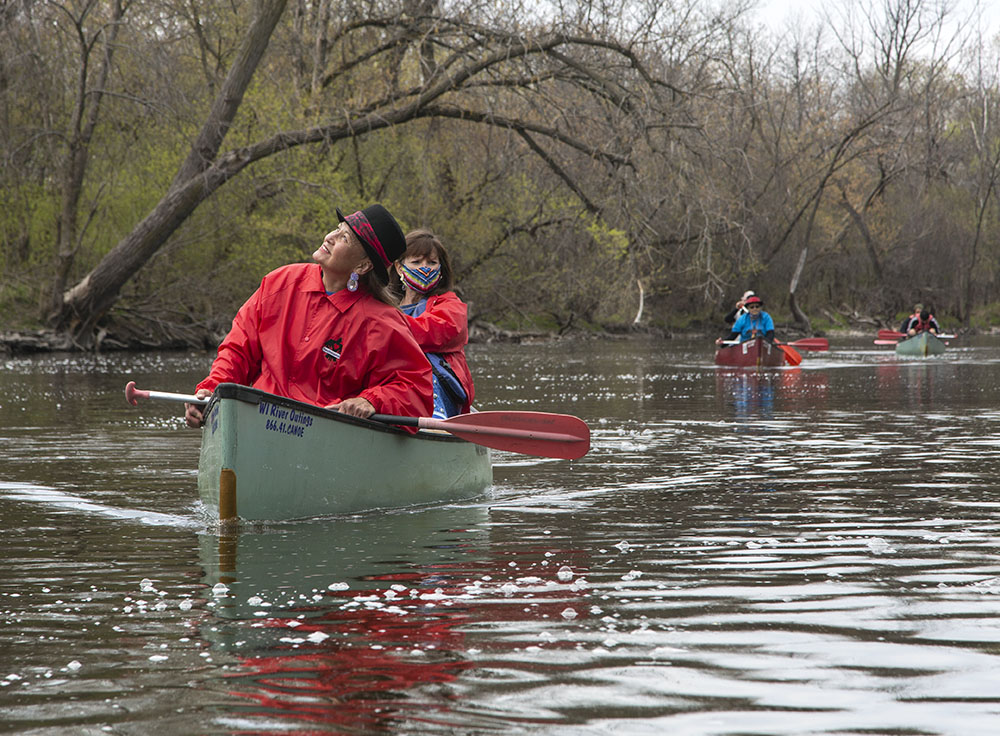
<box><xmin>314</xmin><ymin>223</ymin><xmax>368</xmax><ymax>274</ymax></box>
<box><xmin>395</xmin><ymin>247</ymin><xmax>441</xmax><ymax>291</ymax></box>
<box><xmin>399</xmin><ymin>247</ymin><xmax>440</xmax><ymax>272</ymax></box>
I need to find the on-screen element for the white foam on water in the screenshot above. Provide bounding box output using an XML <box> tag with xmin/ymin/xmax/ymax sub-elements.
<box><xmin>0</xmin><ymin>481</ymin><xmax>199</xmax><ymax>528</ymax></box>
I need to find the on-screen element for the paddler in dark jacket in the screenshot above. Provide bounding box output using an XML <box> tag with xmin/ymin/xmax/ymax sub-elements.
<box><xmin>902</xmin><ymin>309</ymin><xmax>941</xmax><ymax>337</ymax></box>
<box><xmin>723</xmin><ymin>290</ymin><xmax>756</xmax><ymax>325</ymax></box>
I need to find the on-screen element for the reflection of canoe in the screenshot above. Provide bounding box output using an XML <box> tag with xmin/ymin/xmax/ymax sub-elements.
<box><xmin>200</xmin><ymin>505</ymin><xmax>490</xmax><ymax>619</ymax></box>
<box><xmin>196</xmin><ymin>507</ymin><xmax>491</xmax><ymax>731</ymax></box>
<box><xmin>198</xmin><ymin>384</ymin><xmax>492</xmax><ymax>522</ymax></box>
<box><xmin>714</xmin><ymin>337</ymin><xmax>786</xmax><ymax>368</ymax></box>
<box><xmin>895</xmin><ymin>331</ymin><xmax>946</xmax><ymax>357</ymax></box>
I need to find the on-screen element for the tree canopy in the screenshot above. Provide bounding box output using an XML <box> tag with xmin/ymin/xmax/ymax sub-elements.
<box><xmin>1</xmin><ymin>0</ymin><xmax>999</xmax><ymax>348</ymax></box>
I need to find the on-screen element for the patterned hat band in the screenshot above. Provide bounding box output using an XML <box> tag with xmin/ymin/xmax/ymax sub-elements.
<box><xmin>344</xmin><ymin>211</ymin><xmax>390</xmax><ymax>268</ymax></box>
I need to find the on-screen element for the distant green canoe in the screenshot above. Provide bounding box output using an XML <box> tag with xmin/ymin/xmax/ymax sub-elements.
<box><xmin>198</xmin><ymin>384</ymin><xmax>492</xmax><ymax>522</ymax></box>
<box><xmin>895</xmin><ymin>331</ymin><xmax>946</xmax><ymax>357</ymax></box>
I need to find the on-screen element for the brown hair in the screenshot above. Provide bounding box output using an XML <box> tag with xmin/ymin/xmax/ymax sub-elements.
<box><xmin>389</xmin><ymin>229</ymin><xmax>456</xmax><ymax>298</ymax></box>
<box><xmin>361</xmin><ymin>269</ymin><xmax>395</xmax><ymax>305</ymax></box>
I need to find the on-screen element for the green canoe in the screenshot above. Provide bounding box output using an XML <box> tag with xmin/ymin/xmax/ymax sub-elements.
<box><xmin>198</xmin><ymin>384</ymin><xmax>492</xmax><ymax>522</ymax></box>
<box><xmin>895</xmin><ymin>331</ymin><xmax>946</xmax><ymax>357</ymax></box>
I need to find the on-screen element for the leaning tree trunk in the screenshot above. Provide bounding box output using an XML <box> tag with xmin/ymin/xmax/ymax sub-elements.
<box><xmin>53</xmin><ymin>176</ymin><xmax>229</xmax><ymax>345</ymax></box>
<box><xmin>49</xmin><ymin>0</ymin><xmax>288</xmax><ymax>348</ymax></box>
<box><xmin>46</xmin><ymin>6</ymin><xmax>649</xmax><ymax>349</ymax></box>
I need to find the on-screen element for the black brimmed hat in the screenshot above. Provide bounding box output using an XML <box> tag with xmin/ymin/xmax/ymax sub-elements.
<box><xmin>336</xmin><ymin>204</ymin><xmax>406</xmax><ymax>284</ymax></box>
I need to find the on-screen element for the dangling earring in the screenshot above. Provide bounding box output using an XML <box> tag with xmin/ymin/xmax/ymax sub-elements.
<box><xmin>347</xmin><ymin>271</ymin><xmax>359</xmax><ymax>292</ymax></box>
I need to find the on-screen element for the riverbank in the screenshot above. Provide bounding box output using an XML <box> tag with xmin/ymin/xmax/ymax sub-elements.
<box><xmin>5</xmin><ymin>320</ymin><xmax>987</xmax><ymax>357</ymax></box>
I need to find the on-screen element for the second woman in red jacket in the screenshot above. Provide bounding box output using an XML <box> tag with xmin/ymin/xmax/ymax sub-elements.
<box><xmin>390</xmin><ymin>230</ymin><xmax>475</xmax><ymax>418</ymax></box>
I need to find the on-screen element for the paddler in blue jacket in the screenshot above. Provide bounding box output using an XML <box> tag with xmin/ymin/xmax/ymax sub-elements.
<box><xmin>715</xmin><ymin>295</ymin><xmax>775</xmax><ymax>345</ymax></box>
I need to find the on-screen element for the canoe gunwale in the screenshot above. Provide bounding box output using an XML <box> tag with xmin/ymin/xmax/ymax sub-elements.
<box><xmin>208</xmin><ymin>382</ymin><xmax>469</xmax><ymax>445</ymax></box>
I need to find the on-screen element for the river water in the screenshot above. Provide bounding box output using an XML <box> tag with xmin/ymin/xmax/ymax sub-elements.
<box><xmin>2</xmin><ymin>336</ymin><xmax>1000</xmax><ymax>735</ymax></box>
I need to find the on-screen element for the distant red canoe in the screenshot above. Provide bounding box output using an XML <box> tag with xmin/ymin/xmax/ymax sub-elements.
<box><xmin>714</xmin><ymin>337</ymin><xmax>787</xmax><ymax>368</ymax></box>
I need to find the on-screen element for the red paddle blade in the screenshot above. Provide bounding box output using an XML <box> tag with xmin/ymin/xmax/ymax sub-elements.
<box><xmin>878</xmin><ymin>329</ymin><xmax>906</xmax><ymax>340</ymax></box>
<box><xmin>788</xmin><ymin>337</ymin><xmax>829</xmax><ymax>351</ymax></box>
<box><xmin>779</xmin><ymin>345</ymin><xmax>803</xmax><ymax>366</ymax></box>
<box><xmin>420</xmin><ymin>411</ymin><xmax>590</xmax><ymax>460</ymax></box>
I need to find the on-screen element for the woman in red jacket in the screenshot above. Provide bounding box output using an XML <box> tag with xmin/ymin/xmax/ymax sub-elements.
<box><xmin>390</xmin><ymin>230</ymin><xmax>475</xmax><ymax>418</ymax></box>
<box><xmin>184</xmin><ymin>204</ymin><xmax>433</xmax><ymax>429</ymax></box>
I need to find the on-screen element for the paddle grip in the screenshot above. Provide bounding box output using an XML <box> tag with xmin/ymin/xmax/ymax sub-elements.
<box><xmin>370</xmin><ymin>414</ymin><xmax>420</xmax><ymax>427</ymax></box>
<box><xmin>124</xmin><ymin>381</ymin><xmax>148</xmax><ymax>406</ymax></box>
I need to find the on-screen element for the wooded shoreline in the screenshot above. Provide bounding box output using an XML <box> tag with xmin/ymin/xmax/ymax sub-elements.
<box><xmin>0</xmin><ymin>322</ymin><xmax>658</xmax><ymax>356</ymax></box>
<box><xmin>4</xmin><ymin>0</ymin><xmax>1000</xmax><ymax>353</ymax></box>
<box><xmin>5</xmin><ymin>319</ymin><xmax>982</xmax><ymax>358</ymax></box>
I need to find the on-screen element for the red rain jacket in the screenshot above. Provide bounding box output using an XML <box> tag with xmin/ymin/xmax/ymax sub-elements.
<box><xmin>403</xmin><ymin>291</ymin><xmax>475</xmax><ymax>414</ymax></box>
<box><xmin>197</xmin><ymin>264</ymin><xmax>433</xmax><ymax>425</ymax></box>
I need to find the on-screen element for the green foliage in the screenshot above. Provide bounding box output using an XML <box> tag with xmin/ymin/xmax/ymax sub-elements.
<box><xmin>970</xmin><ymin>302</ymin><xmax>1000</xmax><ymax>328</ymax></box>
<box><xmin>586</xmin><ymin>219</ymin><xmax>629</xmax><ymax>260</ymax></box>
<box><xmin>5</xmin><ymin>0</ymin><xmax>1000</xmax><ymax>343</ymax></box>
<box><xmin>0</xmin><ymin>280</ymin><xmax>43</xmax><ymax>330</ymax></box>
<box><xmin>0</xmin><ymin>183</ymin><xmax>58</xmax><ymax>271</ymax></box>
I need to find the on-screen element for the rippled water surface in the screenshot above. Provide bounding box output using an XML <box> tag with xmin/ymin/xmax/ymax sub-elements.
<box><xmin>3</xmin><ymin>336</ymin><xmax>1000</xmax><ymax>735</ymax></box>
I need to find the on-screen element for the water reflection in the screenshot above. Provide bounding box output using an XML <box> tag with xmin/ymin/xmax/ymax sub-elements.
<box><xmin>196</xmin><ymin>506</ymin><xmax>592</xmax><ymax>732</ymax></box>
<box><xmin>876</xmin><ymin>360</ymin><xmax>948</xmax><ymax>410</ymax></box>
<box><xmin>715</xmin><ymin>367</ymin><xmax>830</xmax><ymax>425</ymax></box>
<box><xmin>5</xmin><ymin>341</ymin><xmax>1000</xmax><ymax>734</ymax></box>
<box><xmin>716</xmin><ymin>368</ymin><xmax>776</xmax><ymax>420</ymax></box>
